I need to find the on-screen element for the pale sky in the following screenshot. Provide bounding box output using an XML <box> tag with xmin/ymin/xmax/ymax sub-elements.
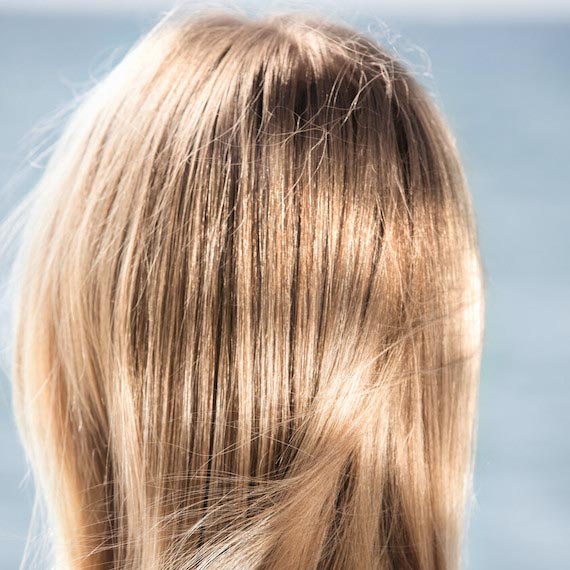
<box><xmin>1</xmin><ymin>0</ymin><xmax>569</xmax><ymax>20</ymax></box>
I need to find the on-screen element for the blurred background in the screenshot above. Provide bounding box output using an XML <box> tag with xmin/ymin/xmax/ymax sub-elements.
<box><xmin>0</xmin><ymin>1</ymin><xmax>568</xmax><ymax>568</ymax></box>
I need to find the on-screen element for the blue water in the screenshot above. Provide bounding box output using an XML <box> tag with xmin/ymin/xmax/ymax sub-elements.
<box><xmin>0</xmin><ymin>12</ymin><xmax>568</xmax><ymax>569</ymax></box>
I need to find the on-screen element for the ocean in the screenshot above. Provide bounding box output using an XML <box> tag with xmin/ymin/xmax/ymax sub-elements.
<box><xmin>0</xmin><ymin>12</ymin><xmax>568</xmax><ymax>569</ymax></box>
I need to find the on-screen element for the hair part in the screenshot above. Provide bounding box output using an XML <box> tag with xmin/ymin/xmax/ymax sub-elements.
<box><xmin>11</xmin><ymin>8</ymin><xmax>485</xmax><ymax>570</ymax></box>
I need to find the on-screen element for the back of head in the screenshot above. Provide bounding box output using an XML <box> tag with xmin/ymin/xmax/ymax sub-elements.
<box><xmin>11</xmin><ymin>8</ymin><xmax>485</xmax><ymax>570</ymax></box>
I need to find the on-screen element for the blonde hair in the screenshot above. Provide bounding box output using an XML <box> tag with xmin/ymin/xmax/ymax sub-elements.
<box><xmin>10</xmin><ymin>8</ymin><xmax>485</xmax><ymax>570</ymax></box>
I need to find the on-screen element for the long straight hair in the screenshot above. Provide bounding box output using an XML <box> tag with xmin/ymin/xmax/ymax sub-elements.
<box><xmin>10</xmin><ymin>8</ymin><xmax>485</xmax><ymax>570</ymax></box>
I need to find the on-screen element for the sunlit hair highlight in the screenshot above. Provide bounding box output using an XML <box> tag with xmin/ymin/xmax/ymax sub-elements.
<box><xmin>10</xmin><ymin>8</ymin><xmax>485</xmax><ymax>570</ymax></box>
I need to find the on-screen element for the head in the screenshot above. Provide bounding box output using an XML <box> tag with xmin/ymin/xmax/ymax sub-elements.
<box><xmin>10</xmin><ymin>8</ymin><xmax>485</xmax><ymax>570</ymax></box>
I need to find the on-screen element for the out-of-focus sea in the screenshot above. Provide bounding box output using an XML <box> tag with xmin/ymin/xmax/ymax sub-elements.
<box><xmin>0</xmin><ymin>12</ymin><xmax>568</xmax><ymax>569</ymax></box>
